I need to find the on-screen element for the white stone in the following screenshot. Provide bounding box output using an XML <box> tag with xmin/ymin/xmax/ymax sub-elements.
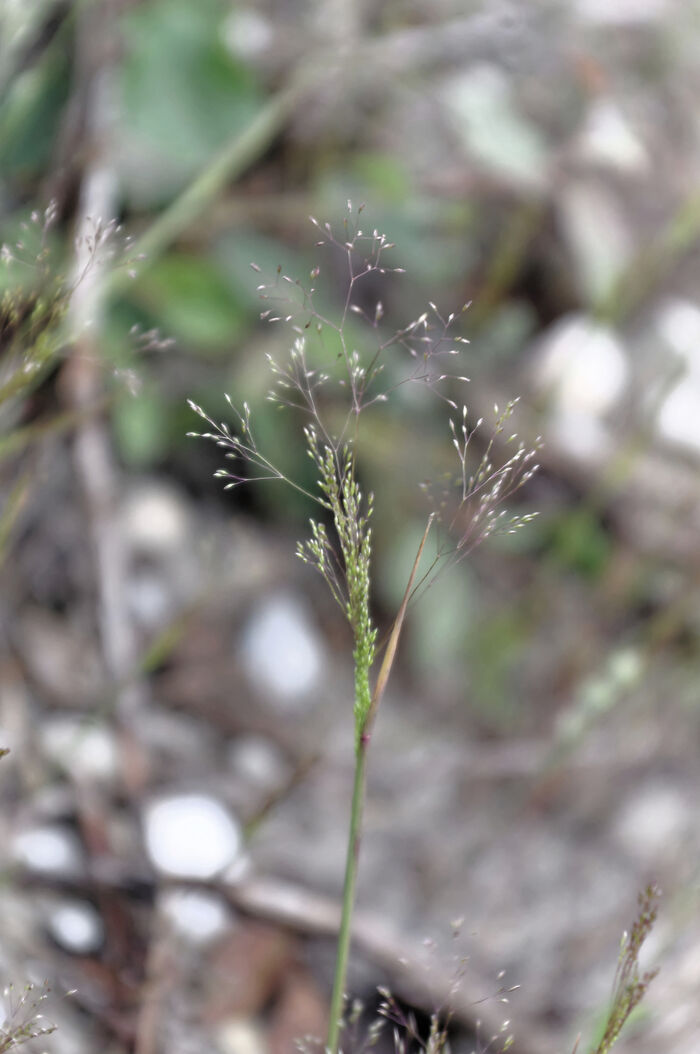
<box><xmin>655</xmin><ymin>299</ymin><xmax>700</xmax><ymax>372</ymax></box>
<box><xmin>534</xmin><ymin>315</ymin><xmax>629</xmax><ymax>462</ymax></box>
<box><xmin>227</xmin><ymin>736</ymin><xmax>288</xmax><ymax>791</ymax></box>
<box><xmin>657</xmin><ymin>375</ymin><xmax>700</xmax><ymax>454</ymax></box>
<box><xmin>653</xmin><ymin>299</ymin><xmax>700</xmax><ymax>455</ymax></box>
<box><xmin>47</xmin><ymin>899</ymin><xmax>104</xmax><ymax>954</ymax></box>
<box><xmin>126</xmin><ymin>569</ymin><xmax>172</xmax><ymax>630</ymax></box>
<box><xmin>574</xmin><ymin>100</ymin><xmax>648</xmax><ymax>174</ymax></box>
<box><xmin>160</xmin><ymin>889</ymin><xmax>230</xmax><ymax>943</ymax></box>
<box><xmin>222</xmin><ymin>10</ymin><xmax>272</xmax><ymax>59</ymax></box>
<box><xmin>613</xmin><ymin>782</ymin><xmax>689</xmax><ymax>862</ymax></box>
<box><xmin>39</xmin><ymin>717</ymin><xmax>118</xmax><ymax>782</ymax></box>
<box><xmin>240</xmin><ymin>593</ymin><xmax>324</xmax><ymax>704</ymax></box>
<box><xmin>122</xmin><ymin>481</ymin><xmax>190</xmax><ymax>554</ymax></box>
<box><xmin>12</xmin><ymin>825</ymin><xmax>84</xmax><ymax>877</ymax></box>
<box><xmin>548</xmin><ymin>411</ymin><xmax>610</xmax><ymax>463</ymax></box>
<box><xmin>216</xmin><ymin>1018</ymin><xmax>268</xmax><ymax>1054</ymax></box>
<box><xmin>143</xmin><ymin>794</ymin><xmax>242</xmax><ymax>879</ymax></box>
<box><xmin>535</xmin><ymin>314</ymin><xmax>629</xmax><ymax>417</ymax></box>
<box><xmin>575</xmin><ymin>0</ymin><xmax>669</xmax><ymax>23</ymax></box>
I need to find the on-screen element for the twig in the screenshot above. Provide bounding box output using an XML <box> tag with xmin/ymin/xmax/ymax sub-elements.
<box><xmin>61</xmin><ymin>4</ymin><xmax>147</xmax><ymax>728</ymax></box>
<box><xmin>13</xmin><ymin>866</ymin><xmax>553</xmax><ymax>1054</ymax></box>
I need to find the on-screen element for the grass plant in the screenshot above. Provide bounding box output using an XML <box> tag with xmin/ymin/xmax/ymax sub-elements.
<box><xmin>0</xmin><ymin>205</ymin><xmax>126</xmax><ymax>408</ymax></box>
<box><xmin>588</xmin><ymin>885</ymin><xmax>660</xmax><ymax>1054</ymax></box>
<box><xmin>189</xmin><ymin>203</ymin><xmax>539</xmax><ymax>1053</ymax></box>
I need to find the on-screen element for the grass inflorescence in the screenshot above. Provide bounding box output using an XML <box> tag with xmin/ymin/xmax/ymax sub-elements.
<box><xmin>589</xmin><ymin>884</ymin><xmax>660</xmax><ymax>1054</ymax></box>
<box><xmin>188</xmin><ymin>202</ymin><xmax>541</xmax><ymax>1054</ymax></box>
<box><xmin>0</xmin><ymin>982</ymin><xmax>56</xmax><ymax>1053</ymax></box>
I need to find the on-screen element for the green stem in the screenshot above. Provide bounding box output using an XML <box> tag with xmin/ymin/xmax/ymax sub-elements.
<box><xmin>327</xmin><ymin>735</ymin><xmax>368</xmax><ymax>1054</ymax></box>
<box><xmin>326</xmin><ymin>517</ymin><xmax>434</xmax><ymax>1052</ymax></box>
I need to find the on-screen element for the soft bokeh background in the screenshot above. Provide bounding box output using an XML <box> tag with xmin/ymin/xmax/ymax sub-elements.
<box><xmin>2</xmin><ymin>1</ymin><xmax>700</xmax><ymax>1052</ymax></box>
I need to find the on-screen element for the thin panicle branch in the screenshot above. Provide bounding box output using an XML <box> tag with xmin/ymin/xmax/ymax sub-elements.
<box><xmin>190</xmin><ymin>207</ymin><xmax>539</xmax><ymax>618</ymax></box>
<box><xmin>416</xmin><ymin>400</ymin><xmax>541</xmax><ymax>596</ymax></box>
<box><xmin>255</xmin><ymin>206</ymin><xmax>471</xmax><ymax>448</ymax></box>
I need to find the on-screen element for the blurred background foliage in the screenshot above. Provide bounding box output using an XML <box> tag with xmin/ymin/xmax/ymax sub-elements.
<box><xmin>3</xmin><ymin>1</ymin><xmax>700</xmax><ymax>1052</ymax></box>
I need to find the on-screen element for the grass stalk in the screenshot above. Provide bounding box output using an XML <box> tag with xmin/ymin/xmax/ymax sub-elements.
<box><xmin>327</xmin><ymin>514</ymin><xmax>435</xmax><ymax>1053</ymax></box>
<box><xmin>327</xmin><ymin>729</ymin><xmax>369</xmax><ymax>1054</ymax></box>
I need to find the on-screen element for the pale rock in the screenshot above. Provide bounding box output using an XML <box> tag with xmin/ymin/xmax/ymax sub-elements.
<box><xmin>122</xmin><ymin>480</ymin><xmax>190</xmax><ymax>554</ymax></box>
<box><xmin>534</xmin><ymin>314</ymin><xmax>629</xmax><ymax>461</ymax></box>
<box><xmin>574</xmin><ymin>0</ymin><xmax>669</xmax><ymax>23</ymax></box>
<box><xmin>122</xmin><ymin>479</ymin><xmax>196</xmax><ymax>629</ymax></box>
<box><xmin>535</xmin><ymin>314</ymin><xmax>629</xmax><ymax>413</ymax></box>
<box><xmin>574</xmin><ymin>99</ymin><xmax>648</xmax><ymax>174</ymax></box>
<box><xmin>655</xmin><ymin>299</ymin><xmax>700</xmax><ymax>454</ymax></box>
<box><xmin>548</xmin><ymin>411</ymin><xmax>609</xmax><ymax>463</ymax></box>
<box><xmin>12</xmin><ymin>825</ymin><xmax>84</xmax><ymax>877</ymax></box>
<box><xmin>655</xmin><ymin>298</ymin><xmax>700</xmax><ymax>369</ymax></box>
<box><xmin>143</xmin><ymin>794</ymin><xmax>242</xmax><ymax>879</ymax></box>
<box><xmin>160</xmin><ymin>889</ymin><xmax>230</xmax><ymax>943</ymax></box>
<box><xmin>657</xmin><ymin>378</ymin><xmax>700</xmax><ymax>454</ymax></box>
<box><xmin>613</xmin><ymin>781</ymin><xmax>689</xmax><ymax>862</ymax></box>
<box><xmin>126</xmin><ymin>567</ymin><xmax>172</xmax><ymax>630</ymax></box>
<box><xmin>47</xmin><ymin>899</ymin><xmax>104</xmax><ymax>954</ymax></box>
<box><xmin>39</xmin><ymin>717</ymin><xmax>118</xmax><ymax>782</ymax></box>
<box><xmin>216</xmin><ymin>1018</ymin><xmax>268</xmax><ymax>1054</ymax></box>
<box><xmin>222</xmin><ymin>10</ymin><xmax>272</xmax><ymax>59</ymax></box>
<box><xmin>240</xmin><ymin>593</ymin><xmax>324</xmax><ymax>706</ymax></box>
<box><xmin>227</xmin><ymin>736</ymin><xmax>288</xmax><ymax>792</ymax></box>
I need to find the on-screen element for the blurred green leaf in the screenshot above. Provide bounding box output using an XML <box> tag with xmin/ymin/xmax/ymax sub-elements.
<box><xmin>128</xmin><ymin>253</ymin><xmax>247</xmax><ymax>351</ymax></box>
<box><xmin>118</xmin><ymin>0</ymin><xmax>262</xmax><ymax>201</ymax></box>
<box><xmin>113</xmin><ymin>385</ymin><xmax>170</xmax><ymax>467</ymax></box>
<box><xmin>468</xmin><ymin>608</ymin><xmax>528</xmax><ymax>727</ymax></box>
<box><xmin>476</xmin><ymin>302</ymin><xmax>537</xmax><ymax>363</ymax></box>
<box><xmin>381</xmin><ymin>520</ymin><xmax>475</xmax><ymax>673</ymax></box>
<box><xmin>410</xmin><ymin>569</ymin><xmax>474</xmax><ymax>674</ymax></box>
<box><xmin>549</xmin><ymin>508</ymin><xmax>612</xmax><ymax>580</ymax></box>
<box><xmin>350</xmin><ymin>153</ymin><xmax>412</xmax><ymax>202</ymax></box>
<box><xmin>215</xmin><ymin>230</ymin><xmax>314</xmax><ymax>312</ymax></box>
<box><xmin>445</xmin><ymin>65</ymin><xmax>548</xmax><ymax>190</ymax></box>
<box><xmin>309</xmin><ymin>185</ymin><xmax>475</xmax><ymax>288</ymax></box>
<box><xmin>217</xmin><ymin>228</ymin><xmax>371</xmax><ymax>370</ymax></box>
<box><xmin>0</xmin><ymin>41</ymin><xmax>69</xmax><ymax>175</ymax></box>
